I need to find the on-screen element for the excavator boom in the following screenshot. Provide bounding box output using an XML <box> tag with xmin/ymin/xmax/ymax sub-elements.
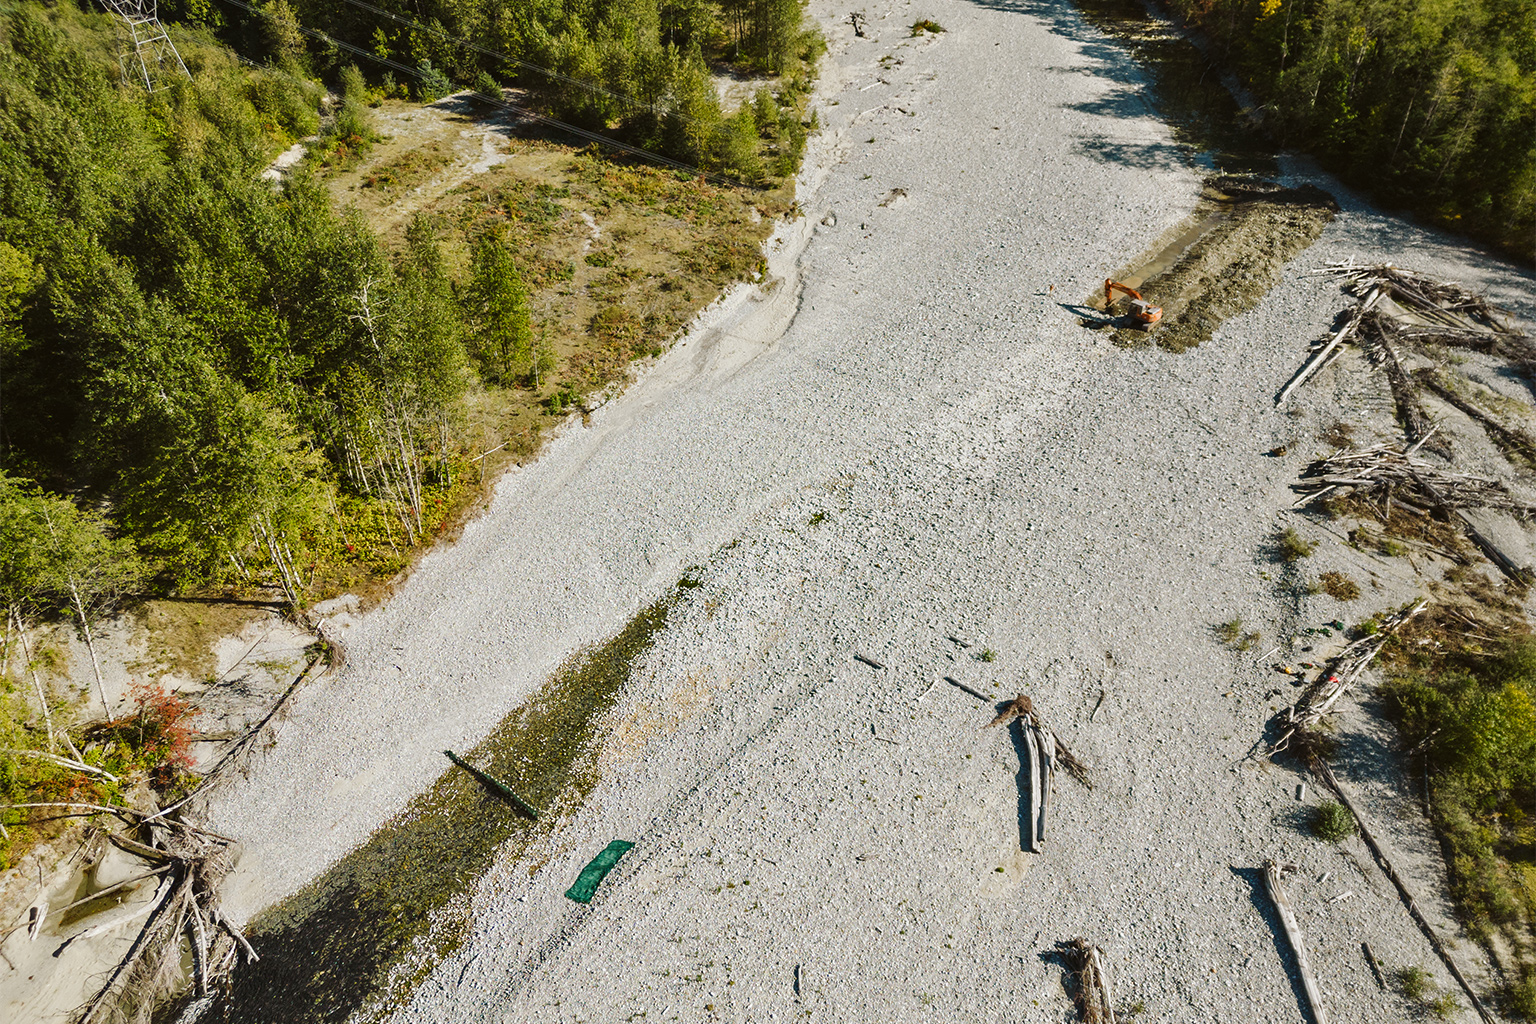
<box><xmin>1104</xmin><ymin>279</ymin><xmax>1163</xmax><ymax>326</ymax></box>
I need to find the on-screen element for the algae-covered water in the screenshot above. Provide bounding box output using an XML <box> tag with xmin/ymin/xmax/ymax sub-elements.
<box><xmin>197</xmin><ymin>576</ymin><xmax>699</xmax><ymax>1024</ymax></box>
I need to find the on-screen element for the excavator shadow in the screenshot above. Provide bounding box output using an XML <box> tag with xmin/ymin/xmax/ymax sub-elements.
<box><xmin>1059</xmin><ymin>302</ymin><xmax>1139</xmax><ymax>332</ymax></box>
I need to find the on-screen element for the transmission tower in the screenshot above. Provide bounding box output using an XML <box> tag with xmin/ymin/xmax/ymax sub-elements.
<box><xmin>99</xmin><ymin>0</ymin><xmax>191</xmax><ymax>91</ymax></box>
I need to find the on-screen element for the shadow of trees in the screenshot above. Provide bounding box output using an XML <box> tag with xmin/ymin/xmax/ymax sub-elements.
<box><xmin>959</xmin><ymin>0</ymin><xmax>1278</xmax><ymax>175</ymax></box>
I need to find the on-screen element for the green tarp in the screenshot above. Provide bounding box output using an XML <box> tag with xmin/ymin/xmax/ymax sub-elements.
<box><xmin>564</xmin><ymin>840</ymin><xmax>635</xmax><ymax>903</ymax></box>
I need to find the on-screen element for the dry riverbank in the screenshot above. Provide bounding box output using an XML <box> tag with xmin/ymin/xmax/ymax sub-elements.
<box><xmin>194</xmin><ymin>0</ymin><xmax>1536</xmax><ymax>1021</ymax></box>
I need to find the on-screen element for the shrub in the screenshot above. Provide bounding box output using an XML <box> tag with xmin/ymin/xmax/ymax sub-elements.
<box><xmin>1217</xmin><ymin>618</ymin><xmax>1260</xmax><ymax>651</ymax></box>
<box><xmin>910</xmin><ymin>18</ymin><xmax>945</xmax><ymax>34</ymax></box>
<box><xmin>1508</xmin><ymin>974</ymin><xmax>1536</xmax><ymax>1018</ymax></box>
<box><xmin>94</xmin><ymin>680</ymin><xmax>197</xmax><ymax>792</ymax></box>
<box><xmin>1318</xmin><ymin>571</ymin><xmax>1361</xmax><ymax>601</ymax></box>
<box><xmin>338</xmin><ymin>63</ymin><xmax>367</xmax><ymax>101</ymax></box>
<box><xmin>1279</xmin><ymin>527</ymin><xmax>1315</xmax><ymax>561</ymax></box>
<box><xmin>417</xmin><ymin>58</ymin><xmax>453</xmax><ymax>101</ymax></box>
<box><xmin>1313</xmin><ymin>801</ymin><xmax>1355</xmax><ymax>841</ymax></box>
<box><xmin>1427</xmin><ymin>991</ymin><xmax>1459</xmax><ymax>1019</ymax></box>
<box><xmin>1399</xmin><ymin>965</ymin><xmax>1431</xmax><ymax>1001</ymax></box>
<box><xmin>752</xmin><ymin>87</ymin><xmax>778</xmax><ymax>136</ymax></box>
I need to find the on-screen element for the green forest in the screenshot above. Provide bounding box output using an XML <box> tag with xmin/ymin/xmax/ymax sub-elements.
<box><xmin>205</xmin><ymin>0</ymin><xmax>821</xmax><ymax>178</ymax></box>
<box><xmin>0</xmin><ymin>0</ymin><xmax>813</xmax><ymax>867</ymax></box>
<box><xmin>1162</xmin><ymin>0</ymin><xmax>1535</xmax><ymax>262</ymax></box>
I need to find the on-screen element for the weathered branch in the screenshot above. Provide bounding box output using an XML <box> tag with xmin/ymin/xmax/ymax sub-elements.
<box><xmin>1263</xmin><ymin>859</ymin><xmax>1328</xmax><ymax>1024</ymax></box>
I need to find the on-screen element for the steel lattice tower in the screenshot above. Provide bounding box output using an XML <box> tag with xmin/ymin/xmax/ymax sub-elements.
<box><xmin>99</xmin><ymin>0</ymin><xmax>191</xmax><ymax>90</ymax></box>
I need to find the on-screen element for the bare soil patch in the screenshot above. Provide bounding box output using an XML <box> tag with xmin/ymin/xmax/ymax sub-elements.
<box><xmin>1086</xmin><ymin>176</ymin><xmax>1337</xmax><ymax>351</ymax></box>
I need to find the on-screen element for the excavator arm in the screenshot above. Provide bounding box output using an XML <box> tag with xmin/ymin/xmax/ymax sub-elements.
<box><xmin>1104</xmin><ymin>279</ymin><xmax>1163</xmax><ymax>326</ymax></box>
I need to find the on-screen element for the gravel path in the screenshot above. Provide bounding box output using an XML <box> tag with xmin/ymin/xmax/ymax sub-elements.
<box><xmin>208</xmin><ymin>0</ymin><xmax>1536</xmax><ymax>1020</ymax></box>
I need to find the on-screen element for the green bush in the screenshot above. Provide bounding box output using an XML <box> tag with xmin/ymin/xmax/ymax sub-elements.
<box><xmin>1216</xmin><ymin>617</ymin><xmax>1260</xmax><ymax>651</ymax></box>
<box><xmin>1399</xmin><ymin>965</ymin><xmax>1431</xmax><ymax>1001</ymax></box>
<box><xmin>1312</xmin><ymin>801</ymin><xmax>1355</xmax><ymax>841</ymax></box>
<box><xmin>1509</xmin><ymin>974</ymin><xmax>1536</xmax><ymax>1019</ymax></box>
<box><xmin>416</xmin><ymin>58</ymin><xmax>453</xmax><ymax>101</ymax></box>
<box><xmin>1279</xmin><ymin>527</ymin><xmax>1316</xmax><ymax>561</ymax></box>
<box><xmin>1386</xmin><ymin>640</ymin><xmax>1536</xmax><ymax>981</ymax></box>
<box><xmin>1427</xmin><ymin>991</ymin><xmax>1459</xmax><ymax>1019</ymax></box>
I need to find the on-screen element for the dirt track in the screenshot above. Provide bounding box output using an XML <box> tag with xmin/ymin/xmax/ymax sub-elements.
<box><xmin>203</xmin><ymin>0</ymin><xmax>1536</xmax><ymax>1021</ymax></box>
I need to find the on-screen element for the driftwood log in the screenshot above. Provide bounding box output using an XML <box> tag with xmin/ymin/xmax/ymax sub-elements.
<box><xmin>1311</xmin><ymin>761</ymin><xmax>1496</xmax><ymax>1024</ymax></box>
<box><xmin>1276</xmin><ymin>287</ymin><xmax>1381</xmax><ymax>407</ymax></box>
<box><xmin>986</xmin><ymin>695</ymin><xmax>1092</xmax><ymax>852</ymax></box>
<box><xmin>1284</xmin><ymin>262</ymin><xmax>1531</xmax><ymax>415</ymax></box>
<box><xmin>1271</xmin><ymin>600</ymin><xmax>1428</xmax><ymax>754</ymax></box>
<box><xmin>1263</xmin><ymin>859</ymin><xmax>1328</xmax><ymax>1024</ymax></box>
<box><xmin>1060</xmin><ymin>937</ymin><xmax>1118</xmax><ymax>1024</ymax></box>
<box><xmin>1293</xmin><ymin>440</ymin><xmax>1536</xmax><ymax>584</ymax></box>
<box><xmin>1022</xmin><ymin>718</ymin><xmax>1044</xmax><ymax>853</ymax></box>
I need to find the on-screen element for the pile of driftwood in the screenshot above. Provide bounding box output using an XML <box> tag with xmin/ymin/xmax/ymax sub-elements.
<box><xmin>986</xmin><ymin>695</ymin><xmax>1089</xmax><ymax>853</ymax></box>
<box><xmin>1315</xmin><ymin>262</ymin><xmax>1523</xmax><ymax>334</ymax></box>
<box><xmin>2</xmin><ymin>804</ymin><xmax>256</xmax><ymax>1024</ymax></box>
<box><xmin>1278</xmin><ymin>262</ymin><xmax>1530</xmax><ymax>411</ymax></box>
<box><xmin>1270</xmin><ymin>599</ymin><xmax>1427</xmax><ymax>755</ymax></box>
<box><xmin>1</xmin><ymin>655</ymin><xmax>328</xmax><ymax>1023</ymax></box>
<box><xmin>1294</xmin><ymin>441</ymin><xmax>1536</xmax><ymax>518</ymax></box>
<box><xmin>1294</xmin><ymin>440</ymin><xmax>1536</xmax><ymax>582</ymax></box>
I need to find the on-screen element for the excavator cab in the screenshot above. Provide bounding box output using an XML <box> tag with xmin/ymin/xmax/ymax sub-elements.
<box><xmin>1104</xmin><ymin>279</ymin><xmax>1162</xmax><ymax>326</ymax></box>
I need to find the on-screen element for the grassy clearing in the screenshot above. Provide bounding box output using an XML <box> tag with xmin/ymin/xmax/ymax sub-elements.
<box><xmin>282</xmin><ymin>107</ymin><xmax>799</xmax><ymax>607</ymax></box>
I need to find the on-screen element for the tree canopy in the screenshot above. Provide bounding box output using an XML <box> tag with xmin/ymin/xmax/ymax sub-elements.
<box><xmin>1165</xmin><ymin>0</ymin><xmax>1536</xmax><ymax>262</ymax></box>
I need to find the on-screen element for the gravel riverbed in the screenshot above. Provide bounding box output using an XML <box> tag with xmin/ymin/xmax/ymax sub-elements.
<box><xmin>207</xmin><ymin>0</ymin><xmax>1536</xmax><ymax>1020</ymax></box>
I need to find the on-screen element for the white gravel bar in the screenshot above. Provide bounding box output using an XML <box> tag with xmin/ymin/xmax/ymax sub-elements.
<box><xmin>207</xmin><ymin>0</ymin><xmax>1536</xmax><ymax>1020</ymax></box>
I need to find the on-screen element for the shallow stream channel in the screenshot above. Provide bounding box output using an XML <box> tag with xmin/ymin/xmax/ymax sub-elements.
<box><xmin>177</xmin><ymin>578</ymin><xmax>699</xmax><ymax>1023</ymax></box>
<box><xmin>176</xmin><ymin>2</ymin><xmax>1331</xmax><ymax>1020</ymax></box>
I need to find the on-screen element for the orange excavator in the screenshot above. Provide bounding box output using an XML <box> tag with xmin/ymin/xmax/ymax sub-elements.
<box><xmin>1104</xmin><ymin>279</ymin><xmax>1163</xmax><ymax>326</ymax></box>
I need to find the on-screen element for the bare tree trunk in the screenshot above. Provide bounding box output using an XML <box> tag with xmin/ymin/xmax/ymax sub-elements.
<box><xmin>67</xmin><ymin>580</ymin><xmax>109</xmax><ymax>718</ymax></box>
<box><xmin>1</xmin><ymin>607</ymin><xmax>11</xmax><ymax>680</ymax></box>
<box><xmin>39</xmin><ymin>508</ymin><xmax>110</xmax><ymax>717</ymax></box>
<box><xmin>252</xmin><ymin>513</ymin><xmax>303</xmax><ymax>611</ymax></box>
<box><xmin>10</xmin><ymin>606</ymin><xmax>56</xmax><ymax>751</ymax></box>
<box><xmin>352</xmin><ymin>278</ymin><xmax>425</xmax><ymax>538</ymax></box>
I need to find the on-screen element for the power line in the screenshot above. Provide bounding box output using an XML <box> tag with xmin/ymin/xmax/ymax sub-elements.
<box><xmin>213</xmin><ymin>0</ymin><xmax>747</xmax><ymax>187</ymax></box>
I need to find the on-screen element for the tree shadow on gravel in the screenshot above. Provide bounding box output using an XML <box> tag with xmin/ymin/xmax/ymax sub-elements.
<box><xmin>958</xmin><ymin>0</ymin><xmax>1278</xmax><ymax>176</ymax></box>
<box><xmin>1229</xmin><ymin>866</ymin><xmax>1327</xmax><ymax>1024</ymax></box>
